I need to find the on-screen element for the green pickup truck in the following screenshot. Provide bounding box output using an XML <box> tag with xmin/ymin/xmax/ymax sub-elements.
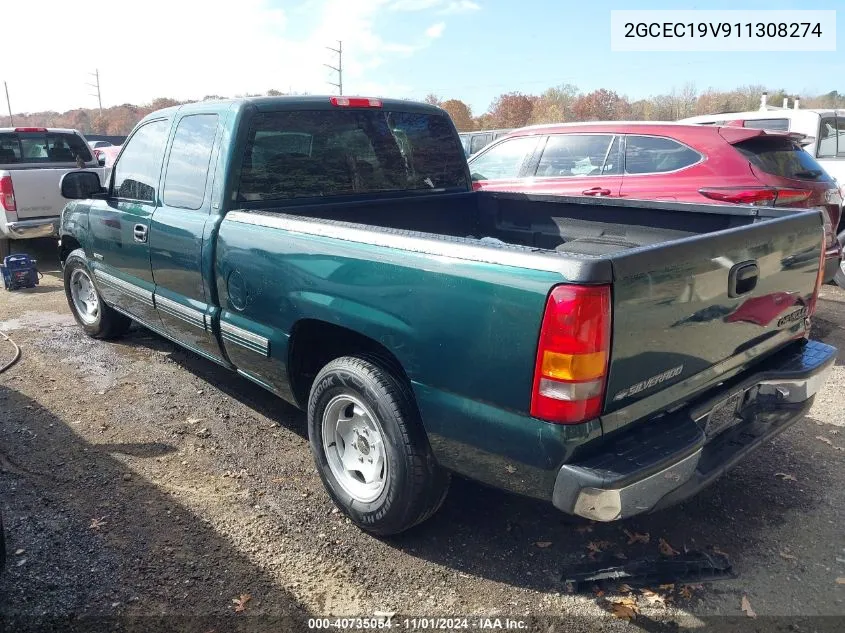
<box><xmin>58</xmin><ymin>96</ymin><xmax>836</xmax><ymax>535</ymax></box>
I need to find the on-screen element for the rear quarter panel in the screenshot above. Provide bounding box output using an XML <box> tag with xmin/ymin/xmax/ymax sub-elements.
<box><xmin>212</xmin><ymin>213</ymin><xmax>604</xmax><ymax>493</ymax></box>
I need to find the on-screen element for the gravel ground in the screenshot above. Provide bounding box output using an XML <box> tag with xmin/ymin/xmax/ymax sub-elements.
<box><xmin>0</xmin><ymin>239</ymin><xmax>843</xmax><ymax>632</ymax></box>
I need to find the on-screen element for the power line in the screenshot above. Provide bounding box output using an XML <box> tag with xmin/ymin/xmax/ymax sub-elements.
<box><xmin>87</xmin><ymin>69</ymin><xmax>102</xmax><ymax>113</ymax></box>
<box><xmin>324</xmin><ymin>40</ymin><xmax>343</xmax><ymax>95</ymax></box>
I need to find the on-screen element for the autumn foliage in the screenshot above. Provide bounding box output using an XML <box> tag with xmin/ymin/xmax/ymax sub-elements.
<box><xmin>5</xmin><ymin>86</ymin><xmax>845</xmax><ymax>136</ymax></box>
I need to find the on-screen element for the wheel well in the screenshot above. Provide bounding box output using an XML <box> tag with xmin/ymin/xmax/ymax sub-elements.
<box><xmin>288</xmin><ymin>319</ymin><xmax>410</xmax><ymax>408</ymax></box>
<box><xmin>59</xmin><ymin>236</ymin><xmax>81</xmax><ymax>264</ymax></box>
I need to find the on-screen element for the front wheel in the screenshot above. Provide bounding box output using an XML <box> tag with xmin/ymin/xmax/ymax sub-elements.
<box><xmin>63</xmin><ymin>249</ymin><xmax>132</xmax><ymax>339</ymax></box>
<box><xmin>308</xmin><ymin>355</ymin><xmax>450</xmax><ymax>535</ymax></box>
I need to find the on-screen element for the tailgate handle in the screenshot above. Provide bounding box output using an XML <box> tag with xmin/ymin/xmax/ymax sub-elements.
<box><xmin>728</xmin><ymin>261</ymin><xmax>759</xmax><ymax>297</ymax></box>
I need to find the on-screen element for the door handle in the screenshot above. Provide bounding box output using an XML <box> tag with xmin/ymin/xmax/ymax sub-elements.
<box><xmin>582</xmin><ymin>187</ymin><xmax>612</xmax><ymax>197</ymax></box>
<box><xmin>133</xmin><ymin>223</ymin><xmax>148</xmax><ymax>243</ymax></box>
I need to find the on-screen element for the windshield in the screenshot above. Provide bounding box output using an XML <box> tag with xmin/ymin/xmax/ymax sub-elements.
<box><xmin>237</xmin><ymin>109</ymin><xmax>468</xmax><ymax>201</ymax></box>
<box><xmin>0</xmin><ymin>131</ymin><xmax>93</xmax><ymax>164</ymax></box>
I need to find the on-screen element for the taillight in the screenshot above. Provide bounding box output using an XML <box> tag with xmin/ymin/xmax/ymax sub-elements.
<box><xmin>0</xmin><ymin>175</ymin><xmax>16</xmax><ymax>213</ymax></box>
<box><xmin>699</xmin><ymin>187</ymin><xmax>811</xmax><ymax>206</ymax></box>
<box><xmin>14</xmin><ymin>127</ymin><xmax>47</xmax><ymax>132</ymax></box>
<box><xmin>531</xmin><ymin>285</ymin><xmax>611</xmax><ymax>424</ymax></box>
<box><xmin>329</xmin><ymin>96</ymin><xmax>383</xmax><ymax>108</ymax></box>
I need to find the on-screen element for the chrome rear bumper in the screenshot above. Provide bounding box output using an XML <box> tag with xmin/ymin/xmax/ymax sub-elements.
<box><xmin>552</xmin><ymin>339</ymin><xmax>836</xmax><ymax>522</ymax></box>
<box><xmin>3</xmin><ymin>218</ymin><xmax>60</xmax><ymax>239</ymax></box>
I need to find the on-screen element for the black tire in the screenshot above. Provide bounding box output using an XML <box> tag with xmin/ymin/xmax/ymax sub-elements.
<box><xmin>0</xmin><ymin>238</ymin><xmax>10</xmax><ymax>260</ymax></box>
<box><xmin>63</xmin><ymin>249</ymin><xmax>132</xmax><ymax>339</ymax></box>
<box><xmin>834</xmin><ymin>231</ymin><xmax>845</xmax><ymax>288</ymax></box>
<box><xmin>308</xmin><ymin>355</ymin><xmax>450</xmax><ymax>536</ymax></box>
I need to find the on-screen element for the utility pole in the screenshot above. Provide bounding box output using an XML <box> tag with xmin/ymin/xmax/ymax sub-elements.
<box><xmin>324</xmin><ymin>40</ymin><xmax>343</xmax><ymax>95</ymax></box>
<box><xmin>3</xmin><ymin>82</ymin><xmax>12</xmax><ymax>126</ymax></box>
<box><xmin>88</xmin><ymin>69</ymin><xmax>102</xmax><ymax>113</ymax></box>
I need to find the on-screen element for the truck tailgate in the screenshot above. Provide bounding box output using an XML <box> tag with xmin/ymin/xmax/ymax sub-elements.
<box><xmin>9</xmin><ymin>167</ymin><xmax>105</xmax><ymax>220</ymax></box>
<box><xmin>604</xmin><ymin>210</ymin><xmax>823</xmax><ymax>419</ymax></box>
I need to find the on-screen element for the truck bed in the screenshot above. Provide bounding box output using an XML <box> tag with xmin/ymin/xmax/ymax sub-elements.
<box><xmin>257</xmin><ymin>190</ymin><xmax>785</xmax><ymax>258</ymax></box>
<box><xmin>225</xmin><ymin>191</ymin><xmax>823</xmax><ymax>432</ymax></box>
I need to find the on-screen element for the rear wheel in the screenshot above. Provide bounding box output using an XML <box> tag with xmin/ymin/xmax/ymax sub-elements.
<box><xmin>308</xmin><ymin>355</ymin><xmax>450</xmax><ymax>535</ymax></box>
<box><xmin>63</xmin><ymin>249</ymin><xmax>132</xmax><ymax>339</ymax></box>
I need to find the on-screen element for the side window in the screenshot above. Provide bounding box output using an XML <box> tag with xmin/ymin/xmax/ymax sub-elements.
<box><xmin>112</xmin><ymin>120</ymin><xmax>170</xmax><ymax>203</ymax></box>
<box><xmin>743</xmin><ymin>118</ymin><xmax>790</xmax><ymax>131</ymax></box>
<box><xmin>163</xmin><ymin>114</ymin><xmax>219</xmax><ymax>209</ymax></box>
<box><xmin>817</xmin><ymin>116</ymin><xmax>844</xmax><ymax>158</ymax></box>
<box><xmin>624</xmin><ymin>136</ymin><xmax>701</xmax><ymax>174</ymax></box>
<box><xmin>468</xmin><ymin>136</ymin><xmax>538</xmax><ymax>181</ymax></box>
<box><xmin>535</xmin><ymin>134</ymin><xmax>618</xmax><ymax>177</ymax></box>
<box><xmin>470</xmin><ymin>133</ymin><xmax>492</xmax><ymax>155</ymax></box>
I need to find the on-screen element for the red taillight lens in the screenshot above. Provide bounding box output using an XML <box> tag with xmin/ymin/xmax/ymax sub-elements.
<box><xmin>0</xmin><ymin>175</ymin><xmax>16</xmax><ymax>212</ymax></box>
<box><xmin>329</xmin><ymin>96</ymin><xmax>383</xmax><ymax>108</ymax></box>
<box><xmin>531</xmin><ymin>285</ymin><xmax>611</xmax><ymax>424</ymax></box>
<box><xmin>699</xmin><ymin>187</ymin><xmax>811</xmax><ymax>206</ymax></box>
<box><xmin>14</xmin><ymin>127</ymin><xmax>47</xmax><ymax>132</ymax></box>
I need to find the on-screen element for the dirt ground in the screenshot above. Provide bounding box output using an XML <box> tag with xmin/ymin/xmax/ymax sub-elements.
<box><xmin>0</xmin><ymin>238</ymin><xmax>843</xmax><ymax>633</ymax></box>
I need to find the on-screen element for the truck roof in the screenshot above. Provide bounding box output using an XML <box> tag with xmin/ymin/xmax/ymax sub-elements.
<box><xmin>0</xmin><ymin>127</ymin><xmax>85</xmax><ymax>134</ymax></box>
<box><xmin>140</xmin><ymin>95</ymin><xmax>447</xmax><ymax>125</ymax></box>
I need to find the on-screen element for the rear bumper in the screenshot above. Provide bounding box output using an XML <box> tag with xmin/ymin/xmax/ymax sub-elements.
<box><xmin>552</xmin><ymin>339</ymin><xmax>836</xmax><ymax>521</ymax></box>
<box><xmin>1</xmin><ymin>217</ymin><xmax>60</xmax><ymax>239</ymax></box>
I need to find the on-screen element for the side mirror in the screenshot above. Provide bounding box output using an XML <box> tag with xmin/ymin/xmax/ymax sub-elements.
<box><xmin>98</xmin><ymin>156</ymin><xmax>106</xmax><ymax>166</ymax></box>
<box><xmin>61</xmin><ymin>170</ymin><xmax>105</xmax><ymax>199</ymax></box>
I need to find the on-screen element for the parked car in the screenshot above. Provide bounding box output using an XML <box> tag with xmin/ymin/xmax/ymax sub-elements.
<box><xmin>58</xmin><ymin>96</ymin><xmax>835</xmax><ymax>535</ymax></box>
<box><xmin>0</xmin><ymin>127</ymin><xmax>105</xmax><ymax>257</ymax></box>
<box><xmin>87</xmin><ymin>140</ymin><xmax>114</xmax><ymax>149</ymax></box>
<box><xmin>458</xmin><ymin>128</ymin><xmax>512</xmax><ymax>157</ymax></box>
<box><xmin>681</xmin><ymin>107</ymin><xmax>845</xmax><ymax>285</ymax></box>
<box><xmin>467</xmin><ymin>122</ymin><xmax>843</xmax><ymax>284</ymax></box>
<box><xmin>94</xmin><ymin>144</ymin><xmax>121</xmax><ymax>169</ymax></box>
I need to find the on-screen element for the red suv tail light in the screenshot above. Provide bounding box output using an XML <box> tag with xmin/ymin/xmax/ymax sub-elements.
<box><xmin>0</xmin><ymin>175</ymin><xmax>16</xmax><ymax>213</ymax></box>
<box><xmin>531</xmin><ymin>285</ymin><xmax>611</xmax><ymax>424</ymax></box>
<box><xmin>698</xmin><ymin>186</ymin><xmax>812</xmax><ymax>206</ymax></box>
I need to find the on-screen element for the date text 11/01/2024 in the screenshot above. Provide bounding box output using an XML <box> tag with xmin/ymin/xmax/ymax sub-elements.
<box><xmin>307</xmin><ymin>618</ymin><xmax>528</xmax><ymax>630</ymax></box>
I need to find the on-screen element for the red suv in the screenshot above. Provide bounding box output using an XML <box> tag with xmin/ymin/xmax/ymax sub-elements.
<box><xmin>468</xmin><ymin>122</ymin><xmax>842</xmax><ymax>282</ymax></box>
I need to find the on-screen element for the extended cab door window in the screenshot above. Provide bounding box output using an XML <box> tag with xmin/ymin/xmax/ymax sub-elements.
<box><xmin>468</xmin><ymin>136</ymin><xmax>539</xmax><ymax>183</ymax></box>
<box><xmin>162</xmin><ymin>114</ymin><xmax>219</xmax><ymax>209</ymax></box>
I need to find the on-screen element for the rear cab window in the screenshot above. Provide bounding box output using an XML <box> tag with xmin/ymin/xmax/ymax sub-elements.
<box><xmin>0</xmin><ymin>131</ymin><xmax>93</xmax><ymax>164</ymax></box>
<box><xmin>817</xmin><ymin>116</ymin><xmax>845</xmax><ymax>160</ymax></box>
<box><xmin>734</xmin><ymin>136</ymin><xmax>834</xmax><ymax>182</ymax></box>
<box><xmin>237</xmin><ymin>109</ymin><xmax>467</xmax><ymax>201</ymax></box>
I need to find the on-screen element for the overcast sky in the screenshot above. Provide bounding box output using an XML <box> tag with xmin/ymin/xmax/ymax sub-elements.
<box><xmin>3</xmin><ymin>0</ymin><xmax>842</xmax><ymax>116</ymax></box>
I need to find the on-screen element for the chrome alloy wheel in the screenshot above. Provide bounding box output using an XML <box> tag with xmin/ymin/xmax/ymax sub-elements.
<box><xmin>70</xmin><ymin>268</ymin><xmax>100</xmax><ymax>325</ymax></box>
<box><xmin>321</xmin><ymin>394</ymin><xmax>388</xmax><ymax>503</ymax></box>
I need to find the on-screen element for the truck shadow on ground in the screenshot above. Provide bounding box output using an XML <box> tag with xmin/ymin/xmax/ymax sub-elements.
<box><xmin>0</xmin><ymin>385</ymin><xmax>310</xmax><ymax>633</ymax></box>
